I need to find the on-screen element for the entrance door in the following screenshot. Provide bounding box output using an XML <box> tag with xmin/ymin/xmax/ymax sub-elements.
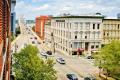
<box><xmin>85</xmin><ymin>42</ymin><xmax>89</xmax><ymax>51</ymax></box>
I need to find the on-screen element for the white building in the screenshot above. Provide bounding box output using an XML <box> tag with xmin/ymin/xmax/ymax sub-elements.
<box><xmin>45</xmin><ymin>15</ymin><xmax>104</xmax><ymax>56</ymax></box>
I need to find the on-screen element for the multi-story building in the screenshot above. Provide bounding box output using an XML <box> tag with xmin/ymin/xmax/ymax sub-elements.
<box><xmin>103</xmin><ymin>19</ymin><xmax>120</xmax><ymax>44</ymax></box>
<box><xmin>26</xmin><ymin>20</ymin><xmax>35</xmax><ymax>27</ymax></box>
<box><xmin>48</xmin><ymin>15</ymin><xmax>104</xmax><ymax>55</ymax></box>
<box><xmin>0</xmin><ymin>0</ymin><xmax>11</xmax><ymax>80</ymax></box>
<box><xmin>35</xmin><ymin>16</ymin><xmax>50</xmax><ymax>40</ymax></box>
<box><xmin>11</xmin><ymin>0</ymin><xmax>16</xmax><ymax>35</ymax></box>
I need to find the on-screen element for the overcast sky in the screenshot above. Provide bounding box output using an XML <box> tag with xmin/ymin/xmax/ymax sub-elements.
<box><xmin>15</xmin><ymin>0</ymin><xmax>120</xmax><ymax>20</ymax></box>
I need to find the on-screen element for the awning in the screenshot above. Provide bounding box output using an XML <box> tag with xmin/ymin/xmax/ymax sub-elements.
<box><xmin>78</xmin><ymin>48</ymin><xmax>84</xmax><ymax>52</ymax></box>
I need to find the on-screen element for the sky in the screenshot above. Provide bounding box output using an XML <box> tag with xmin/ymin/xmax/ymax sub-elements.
<box><xmin>15</xmin><ymin>0</ymin><xmax>120</xmax><ymax>20</ymax></box>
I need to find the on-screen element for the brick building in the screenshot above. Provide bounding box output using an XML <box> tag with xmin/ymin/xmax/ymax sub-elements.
<box><xmin>0</xmin><ymin>0</ymin><xmax>11</xmax><ymax>80</ymax></box>
<box><xmin>35</xmin><ymin>16</ymin><xmax>50</xmax><ymax>40</ymax></box>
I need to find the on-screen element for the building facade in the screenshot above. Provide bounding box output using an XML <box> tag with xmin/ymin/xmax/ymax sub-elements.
<box><xmin>0</xmin><ymin>0</ymin><xmax>11</xmax><ymax>80</ymax></box>
<box><xmin>35</xmin><ymin>16</ymin><xmax>50</xmax><ymax>40</ymax></box>
<box><xmin>103</xmin><ymin>19</ymin><xmax>120</xmax><ymax>44</ymax></box>
<box><xmin>11</xmin><ymin>0</ymin><xmax>16</xmax><ymax>35</ymax></box>
<box><xmin>49</xmin><ymin>16</ymin><xmax>104</xmax><ymax>55</ymax></box>
<box><xmin>26</xmin><ymin>20</ymin><xmax>35</xmax><ymax>28</ymax></box>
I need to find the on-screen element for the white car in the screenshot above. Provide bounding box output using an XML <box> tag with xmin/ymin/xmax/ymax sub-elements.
<box><xmin>40</xmin><ymin>51</ymin><xmax>48</xmax><ymax>56</ymax></box>
<box><xmin>56</xmin><ymin>57</ymin><xmax>65</xmax><ymax>64</ymax></box>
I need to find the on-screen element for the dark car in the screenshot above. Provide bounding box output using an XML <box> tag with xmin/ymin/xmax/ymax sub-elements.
<box><xmin>84</xmin><ymin>75</ymin><xmax>96</xmax><ymax>80</ymax></box>
<box><xmin>46</xmin><ymin>51</ymin><xmax>52</xmax><ymax>55</ymax></box>
<box><xmin>34</xmin><ymin>37</ymin><xmax>37</xmax><ymax>39</ymax></box>
<box><xmin>66</xmin><ymin>74</ymin><xmax>78</xmax><ymax>80</ymax></box>
<box><xmin>87</xmin><ymin>56</ymin><xmax>94</xmax><ymax>59</ymax></box>
<box><xmin>32</xmin><ymin>41</ymin><xmax>35</xmax><ymax>44</ymax></box>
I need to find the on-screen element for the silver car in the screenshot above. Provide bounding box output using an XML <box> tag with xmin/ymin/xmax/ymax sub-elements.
<box><xmin>56</xmin><ymin>57</ymin><xmax>65</xmax><ymax>64</ymax></box>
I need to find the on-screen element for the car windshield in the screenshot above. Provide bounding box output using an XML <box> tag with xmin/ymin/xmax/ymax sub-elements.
<box><xmin>71</xmin><ymin>74</ymin><xmax>77</xmax><ymax>78</ymax></box>
<box><xmin>59</xmin><ymin>58</ymin><xmax>64</xmax><ymax>61</ymax></box>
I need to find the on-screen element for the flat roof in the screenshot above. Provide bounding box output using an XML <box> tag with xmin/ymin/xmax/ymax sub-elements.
<box><xmin>52</xmin><ymin>16</ymin><xmax>104</xmax><ymax>19</ymax></box>
<box><xmin>103</xmin><ymin>19</ymin><xmax>120</xmax><ymax>21</ymax></box>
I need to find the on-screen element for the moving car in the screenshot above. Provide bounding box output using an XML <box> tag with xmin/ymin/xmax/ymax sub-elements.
<box><xmin>56</xmin><ymin>57</ymin><xmax>65</xmax><ymax>64</ymax></box>
<box><xmin>86</xmin><ymin>56</ymin><xmax>94</xmax><ymax>59</ymax></box>
<box><xmin>84</xmin><ymin>75</ymin><xmax>96</xmax><ymax>80</ymax></box>
<box><xmin>66</xmin><ymin>73</ymin><xmax>78</xmax><ymax>80</ymax></box>
<box><xmin>32</xmin><ymin>41</ymin><xmax>35</xmax><ymax>44</ymax></box>
<box><xmin>37</xmin><ymin>41</ymin><xmax>41</xmax><ymax>44</ymax></box>
<box><xmin>34</xmin><ymin>37</ymin><xmax>37</xmax><ymax>39</ymax></box>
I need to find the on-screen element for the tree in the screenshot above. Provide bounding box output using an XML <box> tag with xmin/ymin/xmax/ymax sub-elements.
<box><xmin>13</xmin><ymin>45</ymin><xmax>57</xmax><ymax>80</ymax></box>
<box><xmin>94</xmin><ymin>40</ymin><xmax>120</xmax><ymax>79</ymax></box>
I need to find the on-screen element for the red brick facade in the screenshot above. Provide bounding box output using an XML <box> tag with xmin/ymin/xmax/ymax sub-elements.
<box><xmin>0</xmin><ymin>0</ymin><xmax>11</xmax><ymax>80</ymax></box>
<box><xmin>35</xmin><ymin>16</ymin><xmax>50</xmax><ymax>40</ymax></box>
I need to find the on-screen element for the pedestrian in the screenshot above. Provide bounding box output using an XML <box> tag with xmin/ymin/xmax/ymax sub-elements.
<box><xmin>45</xmin><ymin>55</ymin><xmax>47</xmax><ymax>59</ymax></box>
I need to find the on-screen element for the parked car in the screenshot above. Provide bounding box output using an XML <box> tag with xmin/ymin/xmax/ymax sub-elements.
<box><xmin>84</xmin><ymin>75</ymin><xmax>96</xmax><ymax>80</ymax></box>
<box><xmin>32</xmin><ymin>41</ymin><xmax>35</xmax><ymax>44</ymax></box>
<box><xmin>46</xmin><ymin>51</ymin><xmax>52</xmax><ymax>55</ymax></box>
<box><xmin>56</xmin><ymin>57</ymin><xmax>65</xmax><ymax>64</ymax></box>
<box><xmin>66</xmin><ymin>73</ymin><xmax>78</xmax><ymax>80</ymax></box>
<box><xmin>86</xmin><ymin>56</ymin><xmax>94</xmax><ymax>59</ymax></box>
<box><xmin>37</xmin><ymin>41</ymin><xmax>41</xmax><ymax>44</ymax></box>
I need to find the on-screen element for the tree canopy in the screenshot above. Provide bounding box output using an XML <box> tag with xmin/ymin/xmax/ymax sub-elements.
<box><xmin>13</xmin><ymin>45</ymin><xmax>57</xmax><ymax>80</ymax></box>
<box><xmin>94</xmin><ymin>40</ymin><xmax>120</xmax><ymax>79</ymax></box>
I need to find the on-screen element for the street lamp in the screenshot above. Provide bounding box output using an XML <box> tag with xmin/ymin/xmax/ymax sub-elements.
<box><xmin>51</xmin><ymin>32</ymin><xmax>55</xmax><ymax>53</ymax></box>
<box><xmin>14</xmin><ymin>43</ymin><xmax>18</xmax><ymax>53</ymax></box>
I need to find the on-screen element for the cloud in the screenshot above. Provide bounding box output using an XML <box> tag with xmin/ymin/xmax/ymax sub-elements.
<box><xmin>33</xmin><ymin>4</ymin><xmax>49</xmax><ymax>11</ymax></box>
<box><xmin>15</xmin><ymin>0</ymin><xmax>120</xmax><ymax>19</ymax></box>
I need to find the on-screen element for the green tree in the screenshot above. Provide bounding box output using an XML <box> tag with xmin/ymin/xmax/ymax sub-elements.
<box><xmin>13</xmin><ymin>45</ymin><xmax>57</xmax><ymax>80</ymax></box>
<box><xmin>94</xmin><ymin>40</ymin><xmax>120</xmax><ymax>79</ymax></box>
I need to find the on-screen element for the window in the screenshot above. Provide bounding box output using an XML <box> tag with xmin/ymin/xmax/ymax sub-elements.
<box><xmin>79</xmin><ymin>23</ymin><xmax>83</xmax><ymax>29</ymax></box>
<box><xmin>70</xmin><ymin>23</ymin><xmax>71</xmax><ymax>29</ymax></box>
<box><xmin>91</xmin><ymin>45</ymin><xmax>94</xmax><ymax>49</ymax></box>
<box><xmin>75</xmin><ymin>35</ymin><xmax>77</xmax><ymax>39</ymax></box>
<box><xmin>93</xmin><ymin>24</ymin><xmax>95</xmax><ymax>29</ymax></box>
<box><xmin>97</xmin><ymin>24</ymin><xmax>100</xmax><ymax>29</ymax></box>
<box><xmin>86</xmin><ymin>22</ymin><xmax>90</xmax><ymax>29</ymax></box>
<box><xmin>74</xmin><ymin>22</ymin><xmax>78</xmax><ymax>30</ymax></box>
<box><xmin>85</xmin><ymin>36</ymin><xmax>87</xmax><ymax>39</ymax></box>
<box><xmin>96</xmin><ymin>45</ymin><xmax>99</xmax><ymax>48</ymax></box>
<box><xmin>118</xmin><ymin>24</ymin><xmax>119</xmax><ymax>29</ymax></box>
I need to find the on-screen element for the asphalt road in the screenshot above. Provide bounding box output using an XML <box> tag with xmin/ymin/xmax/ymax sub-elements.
<box><xmin>11</xmin><ymin>23</ymin><xmax>99</xmax><ymax>80</ymax></box>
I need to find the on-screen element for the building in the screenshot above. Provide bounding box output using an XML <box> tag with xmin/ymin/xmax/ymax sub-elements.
<box><xmin>0</xmin><ymin>0</ymin><xmax>11</xmax><ymax>80</ymax></box>
<box><xmin>103</xmin><ymin>19</ymin><xmax>120</xmax><ymax>44</ymax></box>
<box><xmin>117</xmin><ymin>13</ymin><xmax>120</xmax><ymax>19</ymax></box>
<box><xmin>47</xmin><ymin>15</ymin><xmax>104</xmax><ymax>55</ymax></box>
<box><xmin>26</xmin><ymin>20</ymin><xmax>35</xmax><ymax>28</ymax></box>
<box><xmin>35</xmin><ymin>16</ymin><xmax>50</xmax><ymax>40</ymax></box>
<box><xmin>11</xmin><ymin>0</ymin><xmax>16</xmax><ymax>35</ymax></box>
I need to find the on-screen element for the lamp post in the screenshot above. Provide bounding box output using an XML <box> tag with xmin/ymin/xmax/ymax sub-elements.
<box><xmin>51</xmin><ymin>32</ymin><xmax>55</xmax><ymax>53</ymax></box>
<box><xmin>14</xmin><ymin>43</ymin><xmax>17</xmax><ymax>53</ymax></box>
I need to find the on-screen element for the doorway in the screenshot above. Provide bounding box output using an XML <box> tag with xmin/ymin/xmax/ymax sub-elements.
<box><xmin>85</xmin><ymin>42</ymin><xmax>89</xmax><ymax>51</ymax></box>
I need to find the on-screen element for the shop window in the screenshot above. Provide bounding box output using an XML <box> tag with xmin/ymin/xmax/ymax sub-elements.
<box><xmin>91</xmin><ymin>45</ymin><xmax>94</xmax><ymax>49</ymax></box>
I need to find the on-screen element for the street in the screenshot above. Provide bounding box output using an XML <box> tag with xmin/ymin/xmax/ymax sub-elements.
<box><xmin>11</xmin><ymin>23</ymin><xmax>99</xmax><ymax>80</ymax></box>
